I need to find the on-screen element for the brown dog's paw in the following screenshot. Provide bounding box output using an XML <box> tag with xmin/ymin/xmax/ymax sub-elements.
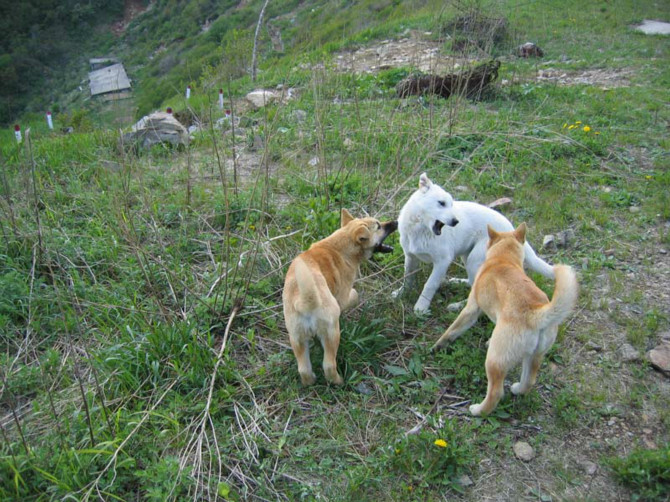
<box><xmin>300</xmin><ymin>372</ymin><xmax>317</xmax><ymax>386</ymax></box>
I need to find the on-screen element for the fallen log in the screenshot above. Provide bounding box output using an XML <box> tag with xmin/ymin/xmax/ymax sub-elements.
<box><xmin>396</xmin><ymin>60</ymin><xmax>501</xmax><ymax>99</ymax></box>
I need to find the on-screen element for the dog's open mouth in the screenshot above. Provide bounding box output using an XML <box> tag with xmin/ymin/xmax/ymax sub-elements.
<box><xmin>373</xmin><ymin>220</ymin><xmax>398</xmax><ymax>253</ymax></box>
<box><xmin>432</xmin><ymin>220</ymin><xmax>445</xmax><ymax>236</ymax></box>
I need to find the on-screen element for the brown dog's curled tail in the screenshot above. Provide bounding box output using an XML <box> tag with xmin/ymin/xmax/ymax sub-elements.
<box><xmin>293</xmin><ymin>258</ymin><xmax>321</xmax><ymax>312</ymax></box>
<box><xmin>534</xmin><ymin>264</ymin><xmax>578</xmax><ymax>329</ymax></box>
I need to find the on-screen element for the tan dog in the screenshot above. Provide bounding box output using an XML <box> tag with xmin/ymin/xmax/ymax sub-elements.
<box><xmin>432</xmin><ymin>223</ymin><xmax>578</xmax><ymax>416</ymax></box>
<box><xmin>283</xmin><ymin>209</ymin><xmax>397</xmax><ymax>386</ymax></box>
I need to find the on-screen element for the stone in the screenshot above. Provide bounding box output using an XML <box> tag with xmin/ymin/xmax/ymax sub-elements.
<box><xmin>629</xmin><ymin>206</ymin><xmax>641</xmax><ymax>213</ymax></box>
<box><xmin>633</xmin><ymin>20</ymin><xmax>670</xmax><ymax>35</ymax></box>
<box><xmin>245</xmin><ymin>89</ymin><xmax>279</xmax><ymax>109</ymax></box>
<box><xmin>458</xmin><ymin>474</ymin><xmax>474</xmax><ymax>487</ymax></box>
<box><xmin>487</xmin><ymin>197</ymin><xmax>513</xmax><ymax>210</ymax></box>
<box><xmin>647</xmin><ymin>340</ymin><xmax>670</xmax><ymax>375</ymax></box>
<box><xmin>517</xmin><ymin>42</ymin><xmax>544</xmax><ymax>58</ymax></box>
<box><xmin>122</xmin><ymin>112</ymin><xmax>188</xmax><ymax>149</ymax></box>
<box><xmin>585</xmin><ymin>341</ymin><xmax>602</xmax><ymax>352</ymax></box>
<box><xmin>578</xmin><ymin>459</ymin><xmax>597</xmax><ymax>475</ymax></box>
<box><xmin>542</xmin><ymin>234</ymin><xmax>556</xmax><ymax>250</ymax></box>
<box><xmin>308</xmin><ymin>157</ymin><xmax>319</xmax><ymax>166</ymax></box>
<box><xmin>514</xmin><ymin>441</ymin><xmax>535</xmax><ymax>461</ymax></box>
<box><xmin>619</xmin><ymin>343</ymin><xmax>641</xmax><ymax>362</ymax></box>
<box><xmin>291</xmin><ymin>109</ymin><xmax>307</xmax><ymax>122</ymax></box>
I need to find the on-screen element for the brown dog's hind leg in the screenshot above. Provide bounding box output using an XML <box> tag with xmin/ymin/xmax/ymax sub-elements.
<box><xmin>432</xmin><ymin>291</ymin><xmax>481</xmax><ymax>351</ymax></box>
<box><xmin>470</xmin><ymin>357</ymin><xmax>506</xmax><ymax>416</ymax></box>
<box><xmin>512</xmin><ymin>351</ymin><xmax>544</xmax><ymax>395</ymax></box>
<box><xmin>290</xmin><ymin>336</ymin><xmax>316</xmax><ymax>386</ymax></box>
<box><xmin>321</xmin><ymin>321</ymin><xmax>344</xmax><ymax>385</ymax></box>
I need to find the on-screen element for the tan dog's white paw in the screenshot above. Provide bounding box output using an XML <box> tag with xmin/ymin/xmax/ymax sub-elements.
<box><xmin>511</xmin><ymin>382</ymin><xmax>523</xmax><ymax>395</ymax></box>
<box><xmin>469</xmin><ymin>403</ymin><xmax>483</xmax><ymax>416</ymax></box>
<box><xmin>300</xmin><ymin>372</ymin><xmax>317</xmax><ymax>386</ymax></box>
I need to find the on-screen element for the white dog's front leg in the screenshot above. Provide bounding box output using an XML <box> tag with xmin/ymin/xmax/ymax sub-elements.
<box><xmin>392</xmin><ymin>253</ymin><xmax>420</xmax><ymax>299</ymax></box>
<box><xmin>413</xmin><ymin>260</ymin><xmax>450</xmax><ymax>314</ymax></box>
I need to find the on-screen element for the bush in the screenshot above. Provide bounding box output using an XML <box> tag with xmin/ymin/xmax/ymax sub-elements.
<box><xmin>609</xmin><ymin>446</ymin><xmax>670</xmax><ymax>501</ymax></box>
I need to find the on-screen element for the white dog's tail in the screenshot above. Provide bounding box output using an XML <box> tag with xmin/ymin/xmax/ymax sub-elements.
<box><xmin>524</xmin><ymin>243</ymin><xmax>555</xmax><ymax>279</ymax></box>
<box><xmin>533</xmin><ymin>265</ymin><xmax>578</xmax><ymax>329</ymax></box>
<box><xmin>293</xmin><ymin>258</ymin><xmax>321</xmax><ymax>312</ymax></box>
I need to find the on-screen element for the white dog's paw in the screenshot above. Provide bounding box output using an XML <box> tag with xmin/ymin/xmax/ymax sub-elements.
<box><xmin>469</xmin><ymin>403</ymin><xmax>483</xmax><ymax>416</ymax></box>
<box><xmin>446</xmin><ymin>300</ymin><xmax>466</xmax><ymax>312</ymax></box>
<box><xmin>414</xmin><ymin>297</ymin><xmax>430</xmax><ymax>316</ymax></box>
<box><xmin>391</xmin><ymin>287</ymin><xmax>403</xmax><ymax>299</ymax></box>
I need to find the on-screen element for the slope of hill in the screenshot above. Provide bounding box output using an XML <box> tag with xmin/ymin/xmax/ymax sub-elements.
<box><xmin>0</xmin><ymin>1</ymin><xmax>669</xmax><ymax>501</ymax></box>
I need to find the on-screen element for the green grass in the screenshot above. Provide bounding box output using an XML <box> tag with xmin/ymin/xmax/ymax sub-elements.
<box><xmin>1</xmin><ymin>0</ymin><xmax>670</xmax><ymax>500</ymax></box>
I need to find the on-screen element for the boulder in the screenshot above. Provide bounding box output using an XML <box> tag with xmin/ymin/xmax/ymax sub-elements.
<box><xmin>647</xmin><ymin>339</ymin><xmax>670</xmax><ymax>376</ymax></box>
<box><xmin>245</xmin><ymin>89</ymin><xmax>280</xmax><ymax>109</ymax></box>
<box><xmin>122</xmin><ymin>112</ymin><xmax>188</xmax><ymax>149</ymax></box>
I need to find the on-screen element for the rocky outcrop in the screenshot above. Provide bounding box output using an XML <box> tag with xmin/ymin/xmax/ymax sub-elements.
<box><xmin>122</xmin><ymin>112</ymin><xmax>188</xmax><ymax>149</ymax></box>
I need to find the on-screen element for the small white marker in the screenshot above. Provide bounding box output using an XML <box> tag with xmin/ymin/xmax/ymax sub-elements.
<box><xmin>186</xmin><ymin>85</ymin><xmax>191</xmax><ymax>99</ymax></box>
<box><xmin>14</xmin><ymin>124</ymin><xmax>21</xmax><ymax>143</ymax></box>
<box><xmin>218</xmin><ymin>89</ymin><xmax>224</xmax><ymax>109</ymax></box>
<box><xmin>46</xmin><ymin>111</ymin><xmax>53</xmax><ymax>130</ymax></box>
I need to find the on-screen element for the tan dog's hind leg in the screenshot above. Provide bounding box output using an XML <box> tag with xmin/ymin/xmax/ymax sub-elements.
<box><xmin>511</xmin><ymin>352</ymin><xmax>544</xmax><ymax>396</ymax></box>
<box><xmin>432</xmin><ymin>291</ymin><xmax>481</xmax><ymax>351</ymax></box>
<box><xmin>469</xmin><ymin>325</ymin><xmax>513</xmax><ymax>416</ymax></box>
<box><xmin>470</xmin><ymin>356</ymin><xmax>506</xmax><ymax>416</ymax></box>
<box><xmin>344</xmin><ymin>289</ymin><xmax>359</xmax><ymax>310</ymax></box>
<box><xmin>290</xmin><ymin>336</ymin><xmax>316</xmax><ymax>386</ymax></box>
<box><xmin>321</xmin><ymin>321</ymin><xmax>344</xmax><ymax>385</ymax></box>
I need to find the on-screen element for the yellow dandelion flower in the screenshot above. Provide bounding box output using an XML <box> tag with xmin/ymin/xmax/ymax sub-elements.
<box><xmin>575</xmin><ymin>121</ymin><xmax>582</xmax><ymax>125</ymax></box>
<box><xmin>595</xmin><ymin>131</ymin><xmax>600</xmax><ymax>135</ymax></box>
<box><xmin>562</xmin><ymin>123</ymin><xmax>568</xmax><ymax>129</ymax></box>
<box><xmin>645</xmin><ymin>175</ymin><xmax>653</xmax><ymax>180</ymax></box>
<box><xmin>434</xmin><ymin>439</ymin><xmax>448</xmax><ymax>448</ymax></box>
<box><xmin>568</xmin><ymin>125</ymin><xmax>576</xmax><ymax>130</ymax></box>
<box><xmin>583</xmin><ymin>126</ymin><xmax>591</xmax><ymax>132</ymax></box>
<box><xmin>395</xmin><ymin>448</ymin><xmax>401</xmax><ymax>454</ymax></box>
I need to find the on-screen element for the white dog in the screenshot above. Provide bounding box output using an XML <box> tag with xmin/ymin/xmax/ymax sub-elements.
<box><xmin>393</xmin><ymin>173</ymin><xmax>555</xmax><ymax>314</ymax></box>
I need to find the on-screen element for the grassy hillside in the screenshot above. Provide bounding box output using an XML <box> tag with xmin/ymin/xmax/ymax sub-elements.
<box><xmin>1</xmin><ymin>0</ymin><xmax>669</xmax><ymax>500</ymax></box>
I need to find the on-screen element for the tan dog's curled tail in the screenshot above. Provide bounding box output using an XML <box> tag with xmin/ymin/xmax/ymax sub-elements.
<box><xmin>534</xmin><ymin>264</ymin><xmax>578</xmax><ymax>329</ymax></box>
<box><xmin>292</xmin><ymin>258</ymin><xmax>321</xmax><ymax>312</ymax></box>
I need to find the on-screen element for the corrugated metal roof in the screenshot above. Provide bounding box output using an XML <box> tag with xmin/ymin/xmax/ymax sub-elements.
<box><xmin>89</xmin><ymin>63</ymin><xmax>131</xmax><ymax>96</ymax></box>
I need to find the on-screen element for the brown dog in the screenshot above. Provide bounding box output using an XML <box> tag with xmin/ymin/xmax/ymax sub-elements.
<box><xmin>432</xmin><ymin>223</ymin><xmax>578</xmax><ymax>416</ymax></box>
<box><xmin>283</xmin><ymin>209</ymin><xmax>397</xmax><ymax>386</ymax></box>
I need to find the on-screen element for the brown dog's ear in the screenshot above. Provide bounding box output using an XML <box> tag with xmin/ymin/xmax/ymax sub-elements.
<box><xmin>487</xmin><ymin>224</ymin><xmax>499</xmax><ymax>242</ymax></box>
<box><xmin>341</xmin><ymin>208</ymin><xmax>354</xmax><ymax>228</ymax></box>
<box><xmin>355</xmin><ymin>225</ymin><xmax>370</xmax><ymax>245</ymax></box>
<box><xmin>514</xmin><ymin>222</ymin><xmax>527</xmax><ymax>243</ymax></box>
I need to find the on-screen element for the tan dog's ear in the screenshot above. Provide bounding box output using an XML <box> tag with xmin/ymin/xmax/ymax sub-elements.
<box><xmin>487</xmin><ymin>225</ymin><xmax>499</xmax><ymax>242</ymax></box>
<box><xmin>514</xmin><ymin>222</ymin><xmax>527</xmax><ymax>243</ymax></box>
<box><xmin>341</xmin><ymin>208</ymin><xmax>354</xmax><ymax>228</ymax></box>
<box><xmin>355</xmin><ymin>225</ymin><xmax>370</xmax><ymax>245</ymax></box>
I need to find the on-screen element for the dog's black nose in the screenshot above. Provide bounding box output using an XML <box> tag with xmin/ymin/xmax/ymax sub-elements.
<box><xmin>386</xmin><ymin>220</ymin><xmax>398</xmax><ymax>232</ymax></box>
<box><xmin>448</xmin><ymin>218</ymin><xmax>459</xmax><ymax>227</ymax></box>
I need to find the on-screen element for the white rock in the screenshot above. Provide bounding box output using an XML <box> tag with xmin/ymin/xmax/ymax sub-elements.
<box><xmin>514</xmin><ymin>441</ymin><xmax>535</xmax><ymax>462</ymax></box>
<box><xmin>245</xmin><ymin>89</ymin><xmax>279</xmax><ymax>109</ymax></box>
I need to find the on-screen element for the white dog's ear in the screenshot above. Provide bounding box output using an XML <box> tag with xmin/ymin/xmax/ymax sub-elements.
<box><xmin>514</xmin><ymin>222</ymin><xmax>527</xmax><ymax>243</ymax></box>
<box><xmin>419</xmin><ymin>172</ymin><xmax>432</xmax><ymax>193</ymax></box>
<box><xmin>341</xmin><ymin>208</ymin><xmax>354</xmax><ymax>227</ymax></box>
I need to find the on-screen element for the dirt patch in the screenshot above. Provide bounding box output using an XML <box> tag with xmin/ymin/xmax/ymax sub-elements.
<box><xmin>333</xmin><ymin>31</ymin><xmax>476</xmax><ymax>74</ymax></box>
<box><xmin>533</xmin><ymin>67</ymin><xmax>634</xmax><ymax>89</ymax></box>
<box><xmin>112</xmin><ymin>0</ymin><xmax>151</xmax><ymax>36</ymax></box>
